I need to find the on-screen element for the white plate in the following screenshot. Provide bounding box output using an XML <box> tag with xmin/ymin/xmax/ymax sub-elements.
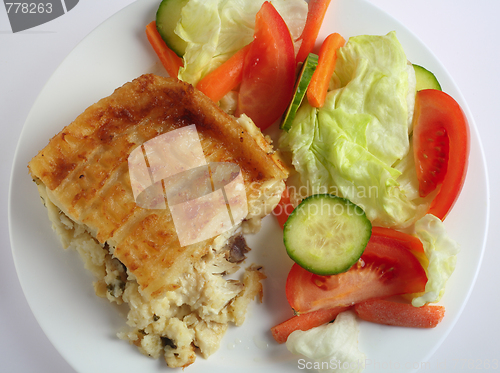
<box><xmin>8</xmin><ymin>0</ymin><xmax>489</xmax><ymax>372</ymax></box>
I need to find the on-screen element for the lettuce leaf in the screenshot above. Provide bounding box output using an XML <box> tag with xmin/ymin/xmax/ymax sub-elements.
<box><xmin>412</xmin><ymin>214</ymin><xmax>460</xmax><ymax>307</ymax></box>
<box><xmin>286</xmin><ymin>311</ymin><xmax>365</xmax><ymax>373</ymax></box>
<box><xmin>280</xmin><ymin>32</ymin><xmax>432</xmax><ymax>228</ymax></box>
<box><xmin>175</xmin><ymin>0</ymin><xmax>308</xmax><ymax>85</ymax></box>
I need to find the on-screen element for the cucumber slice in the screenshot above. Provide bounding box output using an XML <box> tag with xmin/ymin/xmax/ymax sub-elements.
<box><xmin>280</xmin><ymin>53</ymin><xmax>318</xmax><ymax>131</ymax></box>
<box><xmin>156</xmin><ymin>0</ymin><xmax>189</xmax><ymax>57</ymax></box>
<box><xmin>284</xmin><ymin>194</ymin><xmax>372</xmax><ymax>275</ymax></box>
<box><xmin>413</xmin><ymin>64</ymin><xmax>441</xmax><ymax>91</ymax></box>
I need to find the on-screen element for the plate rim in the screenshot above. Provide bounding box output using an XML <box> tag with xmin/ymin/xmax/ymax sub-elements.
<box><xmin>8</xmin><ymin>0</ymin><xmax>491</xmax><ymax>372</ymax></box>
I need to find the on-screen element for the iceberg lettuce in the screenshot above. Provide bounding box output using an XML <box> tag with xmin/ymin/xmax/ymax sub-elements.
<box><xmin>280</xmin><ymin>32</ymin><xmax>432</xmax><ymax>228</ymax></box>
<box><xmin>286</xmin><ymin>311</ymin><xmax>366</xmax><ymax>373</ymax></box>
<box><xmin>412</xmin><ymin>214</ymin><xmax>460</xmax><ymax>307</ymax></box>
<box><xmin>175</xmin><ymin>0</ymin><xmax>308</xmax><ymax>85</ymax></box>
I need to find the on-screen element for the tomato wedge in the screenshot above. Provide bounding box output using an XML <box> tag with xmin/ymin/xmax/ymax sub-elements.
<box><xmin>371</xmin><ymin>226</ymin><xmax>429</xmax><ymax>270</ymax></box>
<box><xmin>235</xmin><ymin>1</ymin><xmax>296</xmax><ymax>130</ymax></box>
<box><xmin>286</xmin><ymin>230</ymin><xmax>428</xmax><ymax>314</ymax></box>
<box><xmin>370</xmin><ymin>226</ymin><xmax>424</xmax><ymax>253</ymax></box>
<box><xmin>413</xmin><ymin>89</ymin><xmax>470</xmax><ymax>220</ymax></box>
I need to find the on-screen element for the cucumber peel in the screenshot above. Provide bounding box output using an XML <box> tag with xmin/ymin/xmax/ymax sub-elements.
<box><xmin>280</xmin><ymin>53</ymin><xmax>318</xmax><ymax>131</ymax></box>
<box><xmin>284</xmin><ymin>194</ymin><xmax>372</xmax><ymax>276</ymax></box>
<box><xmin>413</xmin><ymin>64</ymin><xmax>441</xmax><ymax>91</ymax></box>
<box><xmin>156</xmin><ymin>0</ymin><xmax>189</xmax><ymax>57</ymax></box>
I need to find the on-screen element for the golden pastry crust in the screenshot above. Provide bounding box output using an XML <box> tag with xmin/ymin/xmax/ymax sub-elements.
<box><xmin>28</xmin><ymin>74</ymin><xmax>287</xmax><ymax>299</ymax></box>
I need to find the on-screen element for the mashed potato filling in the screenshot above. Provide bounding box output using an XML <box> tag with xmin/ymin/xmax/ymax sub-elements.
<box><xmin>37</xmin><ymin>182</ymin><xmax>265</xmax><ymax>368</ymax></box>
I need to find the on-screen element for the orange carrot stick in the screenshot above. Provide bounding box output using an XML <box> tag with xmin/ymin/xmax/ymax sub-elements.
<box><xmin>271</xmin><ymin>306</ymin><xmax>350</xmax><ymax>344</ymax></box>
<box><xmin>354</xmin><ymin>299</ymin><xmax>445</xmax><ymax>328</ymax></box>
<box><xmin>307</xmin><ymin>32</ymin><xmax>345</xmax><ymax>108</ymax></box>
<box><xmin>272</xmin><ymin>186</ymin><xmax>292</xmax><ymax>229</ymax></box>
<box><xmin>295</xmin><ymin>0</ymin><xmax>332</xmax><ymax>64</ymax></box>
<box><xmin>196</xmin><ymin>43</ymin><xmax>252</xmax><ymax>102</ymax></box>
<box><xmin>145</xmin><ymin>21</ymin><xmax>183</xmax><ymax>78</ymax></box>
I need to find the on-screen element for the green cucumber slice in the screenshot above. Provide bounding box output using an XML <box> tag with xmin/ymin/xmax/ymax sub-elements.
<box><xmin>413</xmin><ymin>64</ymin><xmax>441</xmax><ymax>91</ymax></box>
<box><xmin>280</xmin><ymin>53</ymin><xmax>318</xmax><ymax>131</ymax></box>
<box><xmin>156</xmin><ymin>0</ymin><xmax>189</xmax><ymax>57</ymax></box>
<box><xmin>284</xmin><ymin>194</ymin><xmax>372</xmax><ymax>275</ymax></box>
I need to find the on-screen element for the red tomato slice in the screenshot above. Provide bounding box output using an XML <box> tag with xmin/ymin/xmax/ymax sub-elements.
<box><xmin>413</xmin><ymin>89</ymin><xmax>470</xmax><ymax>220</ymax></box>
<box><xmin>235</xmin><ymin>1</ymin><xmax>296</xmax><ymax>130</ymax></box>
<box><xmin>371</xmin><ymin>226</ymin><xmax>429</xmax><ymax>272</ymax></box>
<box><xmin>370</xmin><ymin>226</ymin><xmax>424</xmax><ymax>253</ymax></box>
<box><xmin>286</xmin><ymin>231</ymin><xmax>428</xmax><ymax>314</ymax></box>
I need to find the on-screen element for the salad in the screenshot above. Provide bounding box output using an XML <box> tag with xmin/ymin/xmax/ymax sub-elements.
<box><xmin>146</xmin><ymin>0</ymin><xmax>469</xmax><ymax>371</ymax></box>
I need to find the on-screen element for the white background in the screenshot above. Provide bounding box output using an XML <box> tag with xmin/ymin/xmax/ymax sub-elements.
<box><xmin>1</xmin><ymin>0</ymin><xmax>498</xmax><ymax>372</ymax></box>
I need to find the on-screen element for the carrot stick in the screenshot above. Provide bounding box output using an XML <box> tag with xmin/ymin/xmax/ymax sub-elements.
<box><xmin>271</xmin><ymin>306</ymin><xmax>350</xmax><ymax>344</ymax></box>
<box><xmin>354</xmin><ymin>299</ymin><xmax>445</xmax><ymax>328</ymax></box>
<box><xmin>295</xmin><ymin>0</ymin><xmax>332</xmax><ymax>64</ymax></box>
<box><xmin>272</xmin><ymin>186</ymin><xmax>293</xmax><ymax>229</ymax></box>
<box><xmin>145</xmin><ymin>21</ymin><xmax>183</xmax><ymax>78</ymax></box>
<box><xmin>307</xmin><ymin>32</ymin><xmax>345</xmax><ymax>108</ymax></box>
<box><xmin>196</xmin><ymin>43</ymin><xmax>252</xmax><ymax>102</ymax></box>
